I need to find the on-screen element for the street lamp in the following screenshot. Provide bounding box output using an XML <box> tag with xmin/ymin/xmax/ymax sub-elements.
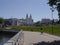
<box><xmin>50</xmin><ymin>7</ymin><xmax>54</xmax><ymax>34</ymax></box>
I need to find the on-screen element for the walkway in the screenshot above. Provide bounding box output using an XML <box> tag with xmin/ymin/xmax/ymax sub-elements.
<box><xmin>23</xmin><ymin>31</ymin><xmax>60</xmax><ymax>45</ymax></box>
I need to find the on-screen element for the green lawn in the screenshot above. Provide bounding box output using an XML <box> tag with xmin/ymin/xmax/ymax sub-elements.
<box><xmin>11</xmin><ymin>24</ymin><xmax>60</xmax><ymax>36</ymax></box>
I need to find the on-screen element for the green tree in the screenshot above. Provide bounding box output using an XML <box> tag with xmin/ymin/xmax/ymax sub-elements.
<box><xmin>48</xmin><ymin>0</ymin><xmax>60</xmax><ymax>23</ymax></box>
<box><xmin>0</xmin><ymin>17</ymin><xmax>3</xmax><ymax>24</ymax></box>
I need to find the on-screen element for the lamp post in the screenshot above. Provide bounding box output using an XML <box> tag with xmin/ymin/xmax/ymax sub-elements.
<box><xmin>50</xmin><ymin>7</ymin><xmax>54</xmax><ymax>34</ymax></box>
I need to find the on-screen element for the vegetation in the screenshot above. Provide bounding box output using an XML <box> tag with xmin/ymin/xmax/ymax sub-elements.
<box><xmin>11</xmin><ymin>24</ymin><xmax>60</xmax><ymax>36</ymax></box>
<box><xmin>0</xmin><ymin>17</ymin><xmax>3</xmax><ymax>24</ymax></box>
<box><xmin>48</xmin><ymin>0</ymin><xmax>60</xmax><ymax>23</ymax></box>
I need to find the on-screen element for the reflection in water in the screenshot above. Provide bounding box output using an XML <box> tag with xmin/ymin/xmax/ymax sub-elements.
<box><xmin>0</xmin><ymin>31</ymin><xmax>17</xmax><ymax>45</ymax></box>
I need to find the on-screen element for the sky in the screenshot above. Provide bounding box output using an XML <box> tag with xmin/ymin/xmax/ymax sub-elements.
<box><xmin>0</xmin><ymin>0</ymin><xmax>59</xmax><ymax>22</ymax></box>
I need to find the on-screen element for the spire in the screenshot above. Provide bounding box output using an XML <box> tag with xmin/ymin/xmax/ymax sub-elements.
<box><xmin>26</xmin><ymin>13</ymin><xmax>28</xmax><ymax>19</ymax></box>
<box><xmin>30</xmin><ymin>14</ymin><xmax>32</xmax><ymax>19</ymax></box>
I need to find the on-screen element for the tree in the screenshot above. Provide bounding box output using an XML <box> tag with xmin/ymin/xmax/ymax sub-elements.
<box><xmin>0</xmin><ymin>17</ymin><xmax>4</xmax><ymax>27</ymax></box>
<box><xmin>48</xmin><ymin>0</ymin><xmax>60</xmax><ymax>23</ymax></box>
<box><xmin>0</xmin><ymin>17</ymin><xmax>3</xmax><ymax>24</ymax></box>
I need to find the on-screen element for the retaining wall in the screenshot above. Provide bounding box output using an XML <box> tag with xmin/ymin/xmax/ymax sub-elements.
<box><xmin>4</xmin><ymin>30</ymin><xmax>24</xmax><ymax>45</ymax></box>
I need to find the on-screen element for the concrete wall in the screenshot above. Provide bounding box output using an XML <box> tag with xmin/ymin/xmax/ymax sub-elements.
<box><xmin>4</xmin><ymin>30</ymin><xmax>24</xmax><ymax>45</ymax></box>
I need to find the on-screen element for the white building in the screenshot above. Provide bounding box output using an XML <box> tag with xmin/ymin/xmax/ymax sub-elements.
<box><xmin>41</xmin><ymin>18</ymin><xmax>51</xmax><ymax>25</ymax></box>
<box><xmin>17</xmin><ymin>19</ymin><xmax>26</xmax><ymax>26</ymax></box>
<box><xmin>11</xmin><ymin>18</ymin><xmax>18</xmax><ymax>26</ymax></box>
<box><xmin>17</xmin><ymin>14</ymin><xmax>33</xmax><ymax>26</ymax></box>
<box><xmin>26</xmin><ymin>14</ymin><xmax>33</xmax><ymax>25</ymax></box>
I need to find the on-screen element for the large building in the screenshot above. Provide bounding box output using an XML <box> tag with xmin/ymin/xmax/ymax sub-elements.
<box><xmin>41</xmin><ymin>18</ymin><xmax>51</xmax><ymax>25</ymax></box>
<box><xmin>26</xmin><ymin>14</ymin><xmax>33</xmax><ymax>25</ymax></box>
<box><xmin>4</xmin><ymin>14</ymin><xmax>33</xmax><ymax>26</ymax></box>
<box><xmin>4</xmin><ymin>18</ymin><xmax>18</xmax><ymax>26</ymax></box>
<box><xmin>17</xmin><ymin>14</ymin><xmax>33</xmax><ymax>26</ymax></box>
<box><xmin>17</xmin><ymin>19</ymin><xmax>26</xmax><ymax>26</ymax></box>
<box><xmin>11</xmin><ymin>18</ymin><xmax>18</xmax><ymax>26</ymax></box>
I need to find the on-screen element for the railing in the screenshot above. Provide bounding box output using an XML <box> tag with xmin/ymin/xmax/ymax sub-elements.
<box><xmin>4</xmin><ymin>30</ymin><xmax>24</xmax><ymax>45</ymax></box>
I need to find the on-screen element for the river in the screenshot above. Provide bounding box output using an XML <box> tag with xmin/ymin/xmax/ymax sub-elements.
<box><xmin>0</xmin><ymin>31</ymin><xmax>17</xmax><ymax>45</ymax></box>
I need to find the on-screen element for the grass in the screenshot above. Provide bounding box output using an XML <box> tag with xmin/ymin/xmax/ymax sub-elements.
<box><xmin>0</xmin><ymin>27</ymin><xmax>5</xmax><ymax>30</ymax></box>
<box><xmin>0</xmin><ymin>24</ymin><xmax>60</xmax><ymax>36</ymax></box>
<box><xmin>8</xmin><ymin>24</ymin><xmax>60</xmax><ymax>36</ymax></box>
<box><xmin>11</xmin><ymin>26</ymin><xmax>40</xmax><ymax>31</ymax></box>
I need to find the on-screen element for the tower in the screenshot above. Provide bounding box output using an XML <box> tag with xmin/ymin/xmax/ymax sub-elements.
<box><xmin>26</xmin><ymin>14</ymin><xmax>29</xmax><ymax>25</ymax></box>
<box><xmin>29</xmin><ymin>14</ymin><xmax>33</xmax><ymax>25</ymax></box>
<box><xmin>26</xmin><ymin>13</ymin><xmax>28</xmax><ymax>19</ymax></box>
<box><xmin>26</xmin><ymin>13</ymin><xmax>33</xmax><ymax>25</ymax></box>
<box><xmin>29</xmin><ymin>14</ymin><xmax>32</xmax><ymax>20</ymax></box>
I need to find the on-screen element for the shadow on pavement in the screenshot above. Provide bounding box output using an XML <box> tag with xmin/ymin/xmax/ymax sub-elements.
<box><xmin>33</xmin><ymin>40</ymin><xmax>60</xmax><ymax>45</ymax></box>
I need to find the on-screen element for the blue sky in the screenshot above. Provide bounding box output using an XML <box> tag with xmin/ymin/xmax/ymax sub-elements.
<box><xmin>0</xmin><ymin>0</ymin><xmax>58</xmax><ymax>22</ymax></box>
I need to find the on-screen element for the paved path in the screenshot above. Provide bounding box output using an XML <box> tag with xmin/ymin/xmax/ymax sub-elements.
<box><xmin>23</xmin><ymin>31</ymin><xmax>60</xmax><ymax>45</ymax></box>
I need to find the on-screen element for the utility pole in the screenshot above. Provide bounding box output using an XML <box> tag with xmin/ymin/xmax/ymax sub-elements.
<box><xmin>50</xmin><ymin>7</ymin><xmax>54</xmax><ymax>34</ymax></box>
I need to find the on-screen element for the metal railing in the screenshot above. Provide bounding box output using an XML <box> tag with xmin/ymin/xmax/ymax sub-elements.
<box><xmin>4</xmin><ymin>30</ymin><xmax>24</xmax><ymax>45</ymax></box>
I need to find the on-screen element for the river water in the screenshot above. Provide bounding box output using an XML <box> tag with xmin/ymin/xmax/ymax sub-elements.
<box><xmin>0</xmin><ymin>31</ymin><xmax>17</xmax><ymax>45</ymax></box>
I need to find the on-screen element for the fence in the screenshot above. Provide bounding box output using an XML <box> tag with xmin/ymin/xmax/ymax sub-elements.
<box><xmin>4</xmin><ymin>30</ymin><xmax>24</xmax><ymax>45</ymax></box>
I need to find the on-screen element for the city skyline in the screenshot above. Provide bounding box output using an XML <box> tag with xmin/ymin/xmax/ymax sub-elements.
<box><xmin>0</xmin><ymin>0</ymin><xmax>58</xmax><ymax>22</ymax></box>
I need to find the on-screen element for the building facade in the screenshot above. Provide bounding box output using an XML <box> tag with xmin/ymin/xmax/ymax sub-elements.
<box><xmin>17</xmin><ymin>14</ymin><xmax>33</xmax><ymax>26</ymax></box>
<box><xmin>26</xmin><ymin>14</ymin><xmax>33</xmax><ymax>25</ymax></box>
<box><xmin>4</xmin><ymin>14</ymin><xmax>33</xmax><ymax>26</ymax></box>
<box><xmin>41</xmin><ymin>18</ymin><xmax>51</xmax><ymax>25</ymax></box>
<box><xmin>4</xmin><ymin>18</ymin><xmax>18</xmax><ymax>26</ymax></box>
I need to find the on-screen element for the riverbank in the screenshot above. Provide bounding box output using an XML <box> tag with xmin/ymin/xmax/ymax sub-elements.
<box><xmin>11</xmin><ymin>25</ymin><xmax>60</xmax><ymax>36</ymax></box>
<box><xmin>0</xmin><ymin>30</ymin><xmax>17</xmax><ymax>45</ymax></box>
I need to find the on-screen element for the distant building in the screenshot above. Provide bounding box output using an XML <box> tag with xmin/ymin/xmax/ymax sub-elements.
<box><xmin>54</xmin><ymin>19</ymin><xmax>58</xmax><ymax>22</ymax></box>
<box><xmin>11</xmin><ymin>18</ymin><xmax>17</xmax><ymax>26</ymax></box>
<box><xmin>41</xmin><ymin>18</ymin><xmax>51</xmax><ymax>25</ymax></box>
<box><xmin>4</xmin><ymin>18</ymin><xmax>18</xmax><ymax>26</ymax></box>
<box><xmin>4</xmin><ymin>19</ymin><xmax>12</xmax><ymax>26</ymax></box>
<box><xmin>17</xmin><ymin>19</ymin><xmax>26</xmax><ymax>26</ymax></box>
<box><xmin>26</xmin><ymin>14</ymin><xmax>33</xmax><ymax>25</ymax></box>
<box><xmin>3</xmin><ymin>14</ymin><xmax>33</xmax><ymax>26</ymax></box>
<box><xmin>17</xmin><ymin>14</ymin><xmax>33</xmax><ymax>26</ymax></box>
